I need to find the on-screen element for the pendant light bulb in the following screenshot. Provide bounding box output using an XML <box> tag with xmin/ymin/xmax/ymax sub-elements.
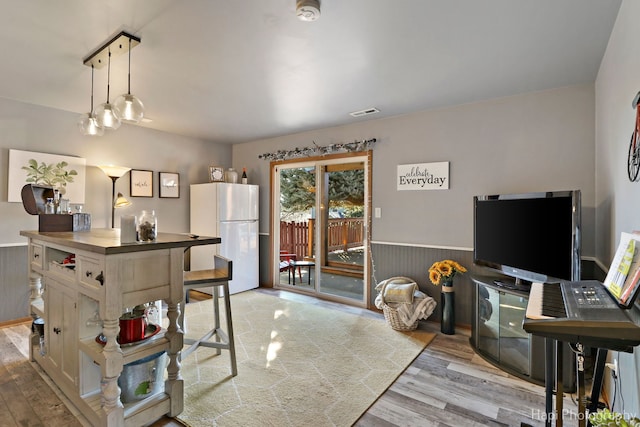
<box><xmin>114</xmin><ymin>37</ymin><xmax>144</xmax><ymax>123</ymax></box>
<box><xmin>95</xmin><ymin>50</ymin><xmax>121</xmax><ymax>130</ymax></box>
<box><xmin>79</xmin><ymin>64</ymin><xmax>104</xmax><ymax>136</ymax></box>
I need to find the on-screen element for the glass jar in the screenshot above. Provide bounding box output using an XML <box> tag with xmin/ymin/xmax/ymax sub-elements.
<box><xmin>59</xmin><ymin>198</ymin><xmax>70</xmax><ymax>214</ymax></box>
<box><xmin>225</xmin><ymin>168</ymin><xmax>238</xmax><ymax>183</ymax></box>
<box><xmin>45</xmin><ymin>198</ymin><xmax>55</xmax><ymax>214</ymax></box>
<box><xmin>137</xmin><ymin>210</ymin><xmax>157</xmax><ymax>241</ymax></box>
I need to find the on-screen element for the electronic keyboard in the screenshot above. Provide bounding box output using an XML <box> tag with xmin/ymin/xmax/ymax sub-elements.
<box><xmin>524</xmin><ymin>281</ymin><xmax>640</xmax><ymax>351</ymax></box>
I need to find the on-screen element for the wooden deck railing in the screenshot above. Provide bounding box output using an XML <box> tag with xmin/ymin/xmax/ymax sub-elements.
<box><xmin>280</xmin><ymin>221</ymin><xmax>310</xmax><ymax>259</ymax></box>
<box><xmin>327</xmin><ymin>218</ymin><xmax>364</xmax><ymax>252</ymax></box>
<box><xmin>280</xmin><ymin>218</ymin><xmax>364</xmax><ymax>260</ymax></box>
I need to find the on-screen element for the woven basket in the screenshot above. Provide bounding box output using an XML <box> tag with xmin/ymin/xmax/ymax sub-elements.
<box><xmin>380</xmin><ymin>293</ymin><xmax>419</xmax><ymax>331</ymax></box>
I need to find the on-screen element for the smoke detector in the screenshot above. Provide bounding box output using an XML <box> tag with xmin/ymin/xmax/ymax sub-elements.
<box><xmin>296</xmin><ymin>0</ymin><xmax>321</xmax><ymax>22</ymax></box>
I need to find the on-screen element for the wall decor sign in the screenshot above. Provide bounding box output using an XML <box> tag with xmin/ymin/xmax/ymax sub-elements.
<box><xmin>159</xmin><ymin>172</ymin><xmax>179</xmax><ymax>198</ymax></box>
<box><xmin>397</xmin><ymin>162</ymin><xmax>449</xmax><ymax>191</ymax></box>
<box><xmin>130</xmin><ymin>169</ymin><xmax>153</xmax><ymax>197</ymax></box>
<box><xmin>8</xmin><ymin>149</ymin><xmax>86</xmax><ymax>203</ymax></box>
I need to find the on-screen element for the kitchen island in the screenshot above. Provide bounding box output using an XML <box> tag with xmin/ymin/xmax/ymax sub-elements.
<box><xmin>20</xmin><ymin>229</ymin><xmax>221</xmax><ymax>427</ymax></box>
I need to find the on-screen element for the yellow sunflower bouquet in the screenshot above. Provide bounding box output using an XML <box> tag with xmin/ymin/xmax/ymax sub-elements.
<box><xmin>428</xmin><ymin>259</ymin><xmax>467</xmax><ymax>286</ymax></box>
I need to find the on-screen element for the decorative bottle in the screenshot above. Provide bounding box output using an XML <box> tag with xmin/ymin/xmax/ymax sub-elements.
<box><xmin>137</xmin><ymin>210</ymin><xmax>157</xmax><ymax>241</ymax></box>
<box><xmin>241</xmin><ymin>167</ymin><xmax>248</xmax><ymax>184</ymax></box>
<box><xmin>226</xmin><ymin>168</ymin><xmax>238</xmax><ymax>183</ymax></box>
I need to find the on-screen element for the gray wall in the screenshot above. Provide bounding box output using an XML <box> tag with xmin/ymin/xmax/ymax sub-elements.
<box><xmin>233</xmin><ymin>84</ymin><xmax>596</xmax><ymax>256</ymax></box>
<box><xmin>1</xmin><ymin>84</ymin><xmax>598</xmax><ymax>326</ymax></box>
<box><xmin>0</xmin><ymin>96</ymin><xmax>231</xmax><ymax>322</ymax></box>
<box><xmin>0</xmin><ymin>246</ymin><xmax>28</xmax><ymax>322</ymax></box>
<box><xmin>0</xmin><ymin>97</ymin><xmax>231</xmax><ymax>241</ymax></box>
<box><xmin>595</xmin><ymin>0</ymin><xmax>640</xmax><ymax>417</ymax></box>
<box><xmin>234</xmin><ymin>84</ymin><xmax>597</xmax><ymax>328</ymax></box>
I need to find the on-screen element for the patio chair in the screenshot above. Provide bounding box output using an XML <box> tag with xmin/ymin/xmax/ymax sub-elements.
<box><xmin>279</xmin><ymin>250</ymin><xmax>302</xmax><ymax>282</ymax></box>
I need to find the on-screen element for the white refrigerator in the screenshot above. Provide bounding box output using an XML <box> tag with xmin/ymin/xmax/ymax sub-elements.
<box><xmin>190</xmin><ymin>183</ymin><xmax>259</xmax><ymax>294</ymax></box>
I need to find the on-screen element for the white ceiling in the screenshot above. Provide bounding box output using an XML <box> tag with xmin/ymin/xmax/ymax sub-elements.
<box><xmin>0</xmin><ymin>0</ymin><xmax>621</xmax><ymax>144</ymax></box>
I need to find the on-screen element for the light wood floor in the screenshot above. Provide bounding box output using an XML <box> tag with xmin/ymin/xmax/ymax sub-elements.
<box><xmin>1</xmin><ymin>288</ymin><xmax>581</xmax><ymax>427</ymax></box>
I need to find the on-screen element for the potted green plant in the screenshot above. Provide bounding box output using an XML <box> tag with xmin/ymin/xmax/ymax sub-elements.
<box><xmin>589</xmin><ymin>408</ymin><xmax>640</xmax><ymax>426</ymax></box>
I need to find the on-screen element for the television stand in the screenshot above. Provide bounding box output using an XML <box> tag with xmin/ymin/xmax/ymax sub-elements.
<box><xmin>492</xmin><ymin>278</ymin><xmax>531</xmax><ymax>292</ymax></box>
<box><xmin>470</xmin><ymin>275</ymin><xmax>575</xmax><ymax>390</ymax></box>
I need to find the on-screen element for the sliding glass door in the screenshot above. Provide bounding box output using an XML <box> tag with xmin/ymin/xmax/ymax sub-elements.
<box><xmin>272</xmin><ymin>153</ymin><xmax>370</xmax><ymax>307</ymax></box>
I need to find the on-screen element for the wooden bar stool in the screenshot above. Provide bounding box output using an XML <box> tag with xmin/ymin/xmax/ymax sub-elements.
<box><xmin>179</xmin><ymin>254</ymin><xmax>237</xmax><ymax>376</ymax></box>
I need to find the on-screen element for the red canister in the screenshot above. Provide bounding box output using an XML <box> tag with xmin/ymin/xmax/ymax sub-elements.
<box><xmin>119</xmin><ymin>312</ymin><xmax>147</xmax><ymax>344</ymax></box>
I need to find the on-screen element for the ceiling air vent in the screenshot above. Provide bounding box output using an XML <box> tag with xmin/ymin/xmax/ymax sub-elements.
<box><xmin>349</xmin><ymin>108</ymin><xmax>380</xmax><ymax>118</ymax></box>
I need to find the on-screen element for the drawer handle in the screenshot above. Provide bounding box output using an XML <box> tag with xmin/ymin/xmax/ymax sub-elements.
<box><xmin>33</xmin><ymin>253</ymin><xmax>40</xmax><ymax>258</ymax></box>
<box><xmin>53</xmin><ymin>327</ymin><xmax>61</xmax><ymax>334</ymax></box>
<box><xmin>85</xmin><ymin>271</ymin><xmax>93</xmax><ymax>278</ymax></box>
<box><xmin>96</xmin><ymin>271</ymin><xmax>104</xmax><ymax>286</ymax></box>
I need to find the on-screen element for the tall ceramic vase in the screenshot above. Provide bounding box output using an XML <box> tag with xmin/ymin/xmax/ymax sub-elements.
<box><xmin>441</xmin><ymin>281</ymin><xmax>455</xmax><ymax>335</ymax></box>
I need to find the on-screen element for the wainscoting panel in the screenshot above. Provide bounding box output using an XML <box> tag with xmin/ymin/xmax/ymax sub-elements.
<box><xmin>0</xmin><ymin>246</ymin><xmax>29</xmax><ymax>323</ymax></box>
<box><xmin>369</xmin><ymin>244</ymin><xmax>602</xmax><ymax>329</ymax></box>
<box><xmin>258</xmin><ymin>236</ymin><xmax>602</xmax><ymax>330</ymax></box>
<box><xmin>370</xmin><ymin>243</ymin><xmax>476</xmax><ymax>327</ymax></box>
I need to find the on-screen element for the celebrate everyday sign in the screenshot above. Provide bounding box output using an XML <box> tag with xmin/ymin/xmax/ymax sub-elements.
<box><xmin>397</xmin><ymin>162</ymin><xmax>449</xmax><ymax>190</ymax></box>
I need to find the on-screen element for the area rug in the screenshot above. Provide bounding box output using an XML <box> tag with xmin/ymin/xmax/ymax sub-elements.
<box><xmin>177</xmin><ymin>291</ymin><xmax>435</xmax><ymax>427</ymax></box>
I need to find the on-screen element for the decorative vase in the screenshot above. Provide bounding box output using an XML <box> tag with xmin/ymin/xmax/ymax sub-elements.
<box><xmin>441</xmin><ymin>280</ymin><xmax>455</xmax><ymax>335</ymax></box>
<box><xmin>225</xmin><ymin>168</ymin><xmax>238</xmax><ymax>183</ymax></box>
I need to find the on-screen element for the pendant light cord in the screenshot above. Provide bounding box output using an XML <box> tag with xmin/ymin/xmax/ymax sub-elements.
<box><xmin>106</xmin><ymin>50</ymin><xmax>112</xmax><ymax>103</ymax></box>
<box><xmin>127</xmin><ymin>38</ymin><xmax>132</xmax><ymax>95</ymax></box>
<box><xmin>90</xmin><ymin>64</ymin><xmax>95</xmax><ymax>114</ymax></box>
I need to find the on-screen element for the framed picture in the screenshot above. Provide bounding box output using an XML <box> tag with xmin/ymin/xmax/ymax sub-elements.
<box><xmin>209</xmin><ymin>166</ymin><xmax>225</xmax><ymax>182</ymax></box>
<box><xmin>130</xmin><ymin>169</ymin><xmax>153</xmax><ymax>197</ymax></box>
<box><xmin>159</xmin><ymin>172</ymin><xmax>180</xmax><ymax>198</ymax></box>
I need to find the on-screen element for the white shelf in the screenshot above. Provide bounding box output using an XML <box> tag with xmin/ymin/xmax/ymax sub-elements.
<box><xmin>78</xmin><ymin>330</ymin><xmax>169</xmax><ymax>366</ymax></box>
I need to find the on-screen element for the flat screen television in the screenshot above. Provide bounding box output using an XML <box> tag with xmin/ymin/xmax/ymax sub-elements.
<box><xmin>473</xmin><ymin>190</ymin><xmax>581</xmax><ymax>286</ymax></box>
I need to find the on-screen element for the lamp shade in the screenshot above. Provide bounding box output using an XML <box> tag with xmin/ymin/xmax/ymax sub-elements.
<box><xmin>113</xmin><ymin>94</ymin><xmax>144</xmax><ymax>123</ymax></box>
<box><xmin>98</xmin><ymin>165</ymin><xmax>131</xmax><ymax>178</ymax></box>
<box><xmin>94</xmin><ymin>48</ymin><xmax>121</xmax><ymax>130</ymax></box>
<box><xmin>95</xmin><ymin>103</ymin><xmax>121</xmax><ymax>130</ymax></box>
<box><xmin>79</xmin><ymin>64</ymin><xmax>103</xmax><ymax>136</ymax></box>
<box><xmin>78</xmin><ymin>113</ymin><xmax>104</xmax><ymax>136</ymax></box>
<box><xmin>114</xmin><ymin>192</ymin><xmax>132</xmax><ymax>208</ymax></box>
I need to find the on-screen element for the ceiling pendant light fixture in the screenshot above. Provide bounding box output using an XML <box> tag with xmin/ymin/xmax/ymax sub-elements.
<box><xmin>83</xmin><ymin>31</ymin><xmax>142</xmax><ymax>133</ymax></box>
<box><xmin>94</xmin><ymin>49</ymin><xmax>121</xmax><ymax>130</ymax></box>
<box><xmin>296</xmin><ymin>0</ymin><xmax>321</xmax><ymax>21</ymax></box>
<box><xmin>78</xmin><ymin>64</ymin><xmax>104</xmax><ymax>136</ymax></box>
<box><xmin>113</xmin><ymin>36</ymin><xmax>144</xmax><ymax>123</ymax></box>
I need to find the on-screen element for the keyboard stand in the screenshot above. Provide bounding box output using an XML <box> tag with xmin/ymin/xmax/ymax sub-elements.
<box><xmin>541</xmin><ymin>340</ymin><xmax>608</xmax><ymax>427</ymax></box>
<box><xmin>588</xmin><ymin>349</ymin><xmax>608</xmax><ymax>416</ymax></box>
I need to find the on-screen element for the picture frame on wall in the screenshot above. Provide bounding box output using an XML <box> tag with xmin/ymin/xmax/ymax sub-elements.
<box><xmin>7</xmin><ymin>149</ymin><xmax>87</xmax><ymax>203</ymax></box>
<box><xmin>159</xmin><ymin>172</ymin><xmax>180</xmax><ymax>198</ymax></box>
<box><xmin>130</xmin><ymin>169</ymin><xmax>153</xmax><ymax>197</ymax></box>
<box><xmin>209</xmin><ymin>166</ymin><xmax>225</xmax><ymax>182</ymax></box>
